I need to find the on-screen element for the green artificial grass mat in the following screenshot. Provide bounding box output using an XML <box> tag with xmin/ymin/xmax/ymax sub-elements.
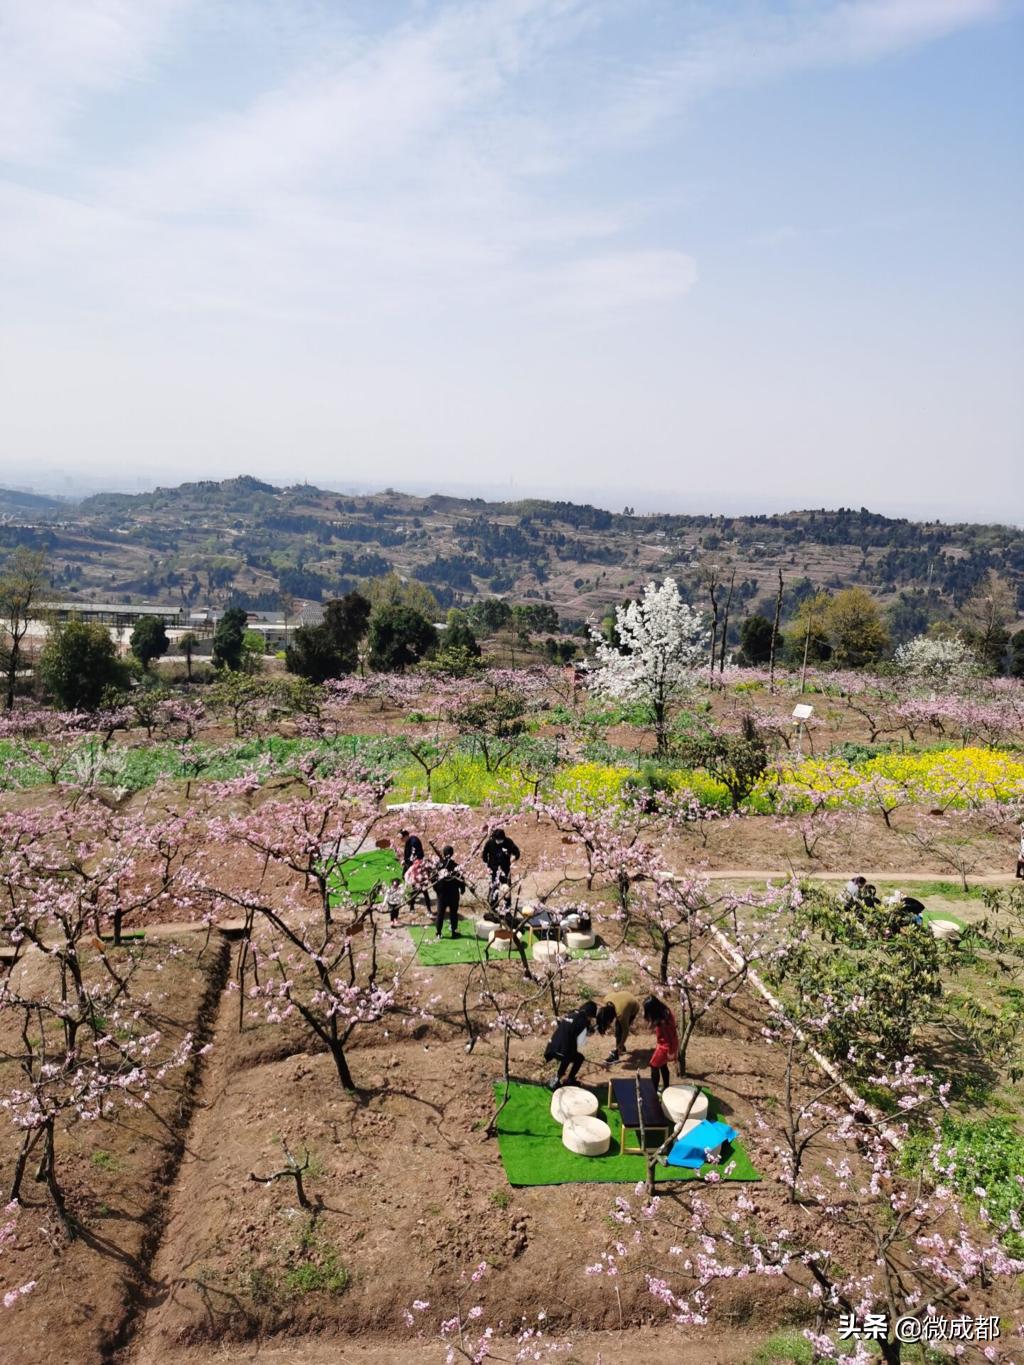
<box><xmin>920</xmin><ymin>907</ymin><xmax>967</xmax><ymax>930</ymax></box>
<box><xmin>493</xmin><ymin>1080</ymin><xmax>760</xmax><ymax>1187</ymax></box>
<box><xmin>407</xmin><ymin>920</ymin><xmax>489</xmax><ymax>965</ymax></box>
<box><xmin>406</xmin><ymin>923</ymin><xmax>609</xmax><ymax>966</ymax></box>
<box><xmin>328</xmin><ymin>848</ymin><xmax>403</xmax><ymax>904</ymax></box>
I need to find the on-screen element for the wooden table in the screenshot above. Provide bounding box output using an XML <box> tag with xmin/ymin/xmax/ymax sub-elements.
<box><xmin>609</xmin><ymin>1076</ymin><xmax>670</xmax><ymax>1155</ymax></box>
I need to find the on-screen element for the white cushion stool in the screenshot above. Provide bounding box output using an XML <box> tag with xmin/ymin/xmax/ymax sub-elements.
<box><xmin>476</xmin><ymin>918</ymin><xmax>497</xmax><ymax>939</ymax></box>
<box><xmin>550</xmin><ymin>1086</ymin><xmax>599</xmax><ymax>1123</ymax></box>
<box><xmin>565</xmin><ymin>929</ymin><xmax>596</xmax><ymax>951</ymax></box>
<box><xmin>676</xmin><ymin>1116</ymin><xmax>705</xmax><ymax>1141</ymax></box>
<box><xmin>928</xmin><ymin>919</ymin><xmax>962</xmax><ymax>942</ymax></box>
<box><xmin>661</xmin><ymin>1085</ymin><xmax>709</xmax><ymax>1125</ymax></box>
<box><xmin>533</xmin><ymin>940</ymin><xmax>566</xmax><ymax>963</ymax></box>
<box><xmin>561</xmin><ymin>1115</ymin><xmax>611</xmax><ymax>1157</ymax></box>
<box><xmin>486</xmin><ymin>929</ymin><xmax>518</xmax><ymax>955</ymax></box>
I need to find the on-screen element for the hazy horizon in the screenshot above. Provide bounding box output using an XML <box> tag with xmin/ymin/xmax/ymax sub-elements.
<box><xmin>3</xmin><ymin>464</ymin><xmax>1022</xmax><ymax>530</ymax></box>
<box><xmin>1</xmin><ymin>2</ymin><xmax>1022</xmax><ymax>522</ymax></box>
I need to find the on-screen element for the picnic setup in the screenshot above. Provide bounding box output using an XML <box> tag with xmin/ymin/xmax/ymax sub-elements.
<box><xmin>406</xmin><ymin>905</ymin><xmax>608</xmax><ymax>966</ymax></box>
<box><xmin>493</xmin><ymin>1078</ymin><xmax>756</xmax><ymax>1187</ymax></box>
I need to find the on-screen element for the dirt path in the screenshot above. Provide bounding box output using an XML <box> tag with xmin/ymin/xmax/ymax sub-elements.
<box><xmin>120</xmin><ymin>941</ymin><xmax>243</xmax><ymax>1365</ymax></box>
<box><xmin>700</xmin><ymin>870</ymin><xmax>1017</xmax><ymax>884</ymax></box>
<box><xmin>129</xmin><ymin>1324</ymin><xmax>767</xmax><ymax>1364</ymax></box>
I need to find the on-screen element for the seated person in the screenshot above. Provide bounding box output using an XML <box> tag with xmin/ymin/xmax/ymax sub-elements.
<box><xmin>843</xmin><ymin>875</ymin><xmax>867</xmax><ymax>906</ymax></box>
<box><xmin>887</xmin><ymin>890</ymin><xmax>924</xmax><ymax>927</ymax></box>
<box><xmin>544</xmin><ymin>1000</ymin><xmax>598</xmax><ymax>1091</ymax></box>
<box><xmin>596</xmin><ymin>990</ymin><xmax>640</xmax><ymax>1064</ymax></box>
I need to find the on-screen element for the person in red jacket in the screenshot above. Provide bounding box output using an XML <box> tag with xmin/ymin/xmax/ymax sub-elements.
<box><xmin>643</xmin><ymin>995</ymin><xmax>680</xmax><ymax>1092</ymax></box>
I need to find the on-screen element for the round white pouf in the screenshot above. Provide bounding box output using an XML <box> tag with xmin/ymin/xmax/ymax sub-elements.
<box><xmin>476</xmin><ymin>918</ymin><xmax>497</xmax><ymax>939</ymax></box>
<box><xmin>565</xmin><ymin>929</ymin><xmax>596</xmax><ymax>951</ymax></box>
<box><xmin>550</xmin><ymin>1086</ymin><xmax>599</xmax><ymax>1123</ymax></box>
<box><xmin>561</xmin><ymin>1115</ymin><xmax>612</xmax><ymax>1157</ymax></box>
<box><xmin>533</xmin><ymin>940</ymin><xmax>566</xmax><ymax>962</ymax></box>
<box><xmin>928</xmin><ymin>918</ymin><xmax>962</xmax><ymax>942</ymax></box>
<box><xmin>677</xmin><ymin>1116</ymin><xmax>705</xmax><ymax>1139</ymax></box>
<box><xmin>661</xmin><ymin>1085</ymin><xmax>709</xmax><ymax>1125</ymax></box>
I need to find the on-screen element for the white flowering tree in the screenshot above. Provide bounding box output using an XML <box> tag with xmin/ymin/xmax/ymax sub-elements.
<box><xmin>893</xmin><ymin>635</ymin><xmax>980</xmax><ymax>690</ymax></box>
<box><xmin>589</xmin><ymin>578</ymin><xmax>708</xmax><ymax>755</ymax></box>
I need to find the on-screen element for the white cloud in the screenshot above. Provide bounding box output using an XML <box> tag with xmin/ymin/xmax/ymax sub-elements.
<box><xmin>0</xmin><ymin>0</ymin><xmax>1015</xmax><ymax>514</ymax></box>
<box><xmin>0</xmin><ymin>0</ymin><xmax>194</xmax><ymax>162</ymax></box>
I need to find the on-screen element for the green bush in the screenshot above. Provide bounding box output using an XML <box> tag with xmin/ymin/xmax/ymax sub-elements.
<box><xmin>902</xmin><ymin>1117</ymin><xmax>1024</xmax><ymax>1255</ymax></box>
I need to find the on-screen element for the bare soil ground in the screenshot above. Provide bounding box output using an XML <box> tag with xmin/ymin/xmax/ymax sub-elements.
<box><xmin>0</xmin><ymin>937</ymin><xmax>227</xmax><ymax>1365</ymax></box>
<box><xmin>2</xmin><ymin>772</ymin><xmax>1021</xmax><ymax>1365</ymax></box>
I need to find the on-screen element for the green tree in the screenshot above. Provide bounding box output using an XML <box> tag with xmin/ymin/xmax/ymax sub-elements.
<box><xmin>360</xmin><ymin>571</ymin><xmax>438</xmax><ymax>621</ymax></box>
<box><xmin>783</xmin><ymin>591</ymin><xmax>832</xmax><ymax>666</ymax></box>
<box><xmin>129</xmin><ymin>615</ymin><xmax>169</xmax><ymax>672</ymax></box>
<box><xmin>0</xmin><ymin>547</ymin><xmax>47</xmax><ymax>709</ymax></box>
<box><xmin>286</xmin><ymin>625</ymin><xmax>340</xmax><ymax>684</ymax></box>
<box><xmin>958</xmin><ymin>571</ymin><xmax>1015</xmax><ymax>673</ymax></box>
<box><xmin>675</xmin><ymin>715</ymin><xmax>771</xmax><ymax>810</ymax></box>
<box><xmin>286</xmin><ymin>591</ymin><xmax>371</xmax><ymax>682</ymax></box>
<box><xmin>212</xmin><ymin>606</ymin><xmax>248</xmax><ymax>671</ymax></box>
<box><xmin>825</xmin><ymin>587</ymin><xmax>890</xmax><ymax>667</ymax></box>
<box><xmin>1009</xmin><ymin>630</ymin><xmax>1024</xmax><ymax>679</ymax></box>
<box><xmin>241</xmin><ymin>629</ymin><xmax>266</xmax><ymax>674</ymax></box>
<box><xmin>443</xmin><ymin>608</ymin><xmax>480</xmax><ymax>657</ymax></box>
<box><xmin>421</xmin><ymin>644</ymin><xmax>486</xmax><ymax>678</ymax></box>
<box><xmin>767</xmin><ymin>888</ymin><xmax>944</xmax><ymax>1074</ymax></box>
<box><xmin>324</xmin><ymin>592</ymin><xmax>371</xmax><ymax>663</ymax></box>
<box><xmin>39</xmin><ymin>619</ymin><xmax>128</xmax><ymax>711</ymax></box>
<box><xmin>467</xmin><ymin>598</ymin><xmax>512</xmax><ymax>635</ymax></box>
<box><xmin>367</xmin><ymin>605</ymin><xmax>438</xmax><ymax>672</ymax></box>
<box><xmin>738</xmin><ymin>613</ymin><xmax>773</xmax><ymax>665</ymax></box>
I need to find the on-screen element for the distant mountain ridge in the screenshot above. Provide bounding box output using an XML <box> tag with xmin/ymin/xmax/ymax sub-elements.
<box><xmin>2</xmin><ymin>475</ymin><xmax>1021</xmax><ymax>636</ymax></box>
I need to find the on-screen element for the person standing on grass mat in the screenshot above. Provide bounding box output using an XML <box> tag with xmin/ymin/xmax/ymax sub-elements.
<box><xmin>482</xmin><ymin>826</ymin><xmax>520</xmax><ymax>912</ymax></box>
<box><xmin>433</xmin><ymin>844</ymin><xmax>465</xmax><ymax>940</ymax></box>
<box><xmin>643</xmin><ymin>995</ymin><xmax>680</xmax><ymax>1093</ymax></box>
<box><xmin>544</xmin><ymin>1000</ymin><xmax>597</xmax><ymax>1090</ymax></box>
<box><xmin>596</xmin><ymin>990</ymin><xmax>640</xmax><ymax>1065</ymax></box>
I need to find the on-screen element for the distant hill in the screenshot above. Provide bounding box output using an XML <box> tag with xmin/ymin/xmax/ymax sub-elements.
<box><xmin>0</xmin><ymin>486</ymin><xmax>73</xmax><ymax>517</ymax></box>
<box><xmin>2</xmin><ymin>476</ymin><xmax>1021</xmax><ymax>641</ymax></box>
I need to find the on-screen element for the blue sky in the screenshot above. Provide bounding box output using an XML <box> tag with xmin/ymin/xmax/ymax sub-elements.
<box><xmin>0</xmin><ymin>0</ymin><xmax>1020</xmax><ymax>520</ymax></box>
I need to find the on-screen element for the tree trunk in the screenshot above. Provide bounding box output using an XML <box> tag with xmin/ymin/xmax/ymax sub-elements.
<box><xmin>40</xmin><ymin>1120</ymin><xmax>73</xmax><ymax>1236</ymax></box>
<box><xmin>768</xmin><ymin>569</ymin><xmax>783</xmax><ymax>692</ymax></box>
<box><xmin>718</xmin><ymin>571</ymin><xmax>735</xmax><ymax>673</ymax></box>
<box><xmin>329</xmin><ymin>1041</ymin><xmax>356</xmax><ymax>1091</ymax></box>
<box><xmin>8</xmin><ymin>1129</ymin><xmax>36</xmax><ymax>1203</ymax></box>
<box><xmin>4</xmin><ymin>648</ymin><xmax>17</xmax><ymax>710</ymax></box>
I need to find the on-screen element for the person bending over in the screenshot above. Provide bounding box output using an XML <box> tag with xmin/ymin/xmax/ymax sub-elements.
<box><xmin>643</xmin><ymin>995</ymin><xmax>680</xmax><ymax>1093</ymax></box>
<box><xmin>596</xmin><ymin>990</ymin><xmax>640</xmax><ymax>1065</ymax></box>
<box><xmin>544</xmin><ymin>1000</ymin><xmax>598</xmax><ymax>1091</ymax></box>
<box><xmin>400</xmin><ymin>828</ymin><xmax>424</xmax><ymax>871</ymax></box>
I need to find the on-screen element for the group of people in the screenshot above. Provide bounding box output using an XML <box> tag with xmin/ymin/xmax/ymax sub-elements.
<box><xmin>390</xmin><ymin>826</ymin><xmax>522</xmax><ymax>941</ymax></box>
<box><xmin>543</xmin><ymin>991</ymin><xmax>680</xmax><ymax>1093</ymax></box>
<box><xmin>844</xmin><ymin>874</ymin><xmax>924</xmax><ymax>926</ymax></box>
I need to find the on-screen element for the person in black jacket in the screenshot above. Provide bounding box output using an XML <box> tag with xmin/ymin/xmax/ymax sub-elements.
<box><xmin>544</xmin><ymin>1000</ymin><xmax>598</xmax><ymax>1090</ymax></box>
<box><xmin>433</xmin><ymin>845</ymin><xmax>465</xmax><ymax>939</ymax></box>
<box><xmin>400</xmin><ymin>829</ymin><xmax>424</xmax><ymax>870</ymax></box>
<box><xmin>481</xmin><ymin>827</ymin><xmax>520</xmax><ymax>912</ymax></box>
